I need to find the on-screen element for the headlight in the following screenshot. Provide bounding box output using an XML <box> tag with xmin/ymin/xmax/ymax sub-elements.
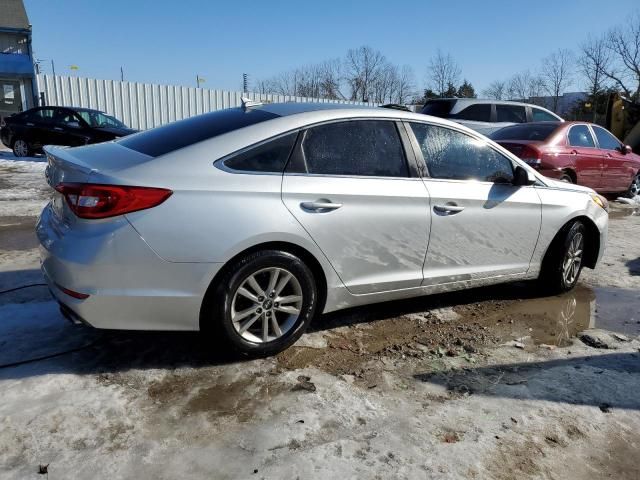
<box><xmin>591</xmin><ymin>194</ymin><xmax>609</xmax><ymax>212</ymax></box>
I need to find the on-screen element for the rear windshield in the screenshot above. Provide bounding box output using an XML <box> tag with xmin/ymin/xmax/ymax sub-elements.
<box><xmin>118</xmin><ymin>108</ymin><xmax>279</xmax><ymax>157</ymax></box>
<box><xmin>490</xmin><ymin>123</ymin><xmax>559</xmax><ymax>141</ymax></box>
<box><xmin>421</xmin><ymin>100</ymin><xmax>456</xmax><ymax>118</ymax></box>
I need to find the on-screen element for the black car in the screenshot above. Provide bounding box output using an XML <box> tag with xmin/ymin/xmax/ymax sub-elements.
<box><xmin>0</xmin><ymin>106</ymin><xmax>137</xmax><ymax>157</ymax></box>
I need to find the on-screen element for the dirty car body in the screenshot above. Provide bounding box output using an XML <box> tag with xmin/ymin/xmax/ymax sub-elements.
<box><xmin>37</xmin><ymin>103</ymin><xmax>608</xmax><ymax>355</ymax></box>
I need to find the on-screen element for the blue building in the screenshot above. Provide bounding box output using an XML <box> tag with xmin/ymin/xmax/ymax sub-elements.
<box><xmin>0</xmin><ymin>0</ymin><xmax>36</xmax><ymax>122</ymax></box>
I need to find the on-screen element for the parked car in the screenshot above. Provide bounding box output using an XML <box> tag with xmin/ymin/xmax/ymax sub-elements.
<box><xmin>37</xmin><ymin>103</ymin><xmax>608</xmax><ymax>356</ymax></box>
<box><xmin>420</xmin><ymin>99</ymin><xmax>563</xmax><ymax>136</ymax></box>
<box><xmin>0</xmin><ymin>106</ymin><xmax>137</xmax><ymax>157</ymax></box>
<box><xmin>490</xmin><ymin>121</ymin><xmax>640</xmax><ymax>197</ymax></box>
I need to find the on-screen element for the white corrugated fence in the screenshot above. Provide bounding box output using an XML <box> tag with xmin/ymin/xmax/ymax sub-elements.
<box><xmin>36</xmin><ymin>74</ymin><xmax>375</xmax><ymax>130</ymax></box>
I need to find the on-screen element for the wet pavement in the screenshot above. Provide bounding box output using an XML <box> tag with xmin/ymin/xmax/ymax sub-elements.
<box><xmin>0</xmin><ymin>216</ymin><xmax>38</xmax><ymax>251</ymax></box>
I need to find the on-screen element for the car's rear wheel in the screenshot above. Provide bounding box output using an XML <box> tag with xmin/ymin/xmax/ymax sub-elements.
<box><xmin>539</xmin><ymin>221</ymin><xmax>586</xmax><ymax>294</ymax></box>
<box><xmin>626</xmin><ymin>172</ymin><xmax>640</xmax><ymax>198</ymax></box>
<box><xmin>206</xmin><ymin>250</ymin><xmax>318</xmax><ymax>356</ymax></box>
<box><xmin>12</xmin><ymin>138</ymin><xmax>31</xmax><ymax>157</ymax></box>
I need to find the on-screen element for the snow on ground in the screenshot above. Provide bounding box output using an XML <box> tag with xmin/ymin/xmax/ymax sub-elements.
<box><xmin>1</xmin><ymin>146</ymin><xmax>640</xmax><ymax>479</ymax></box>
<box><xmin>0</xmin><ymin>149</ymin><xmax>48</xmax><ymax>217</ymax></box>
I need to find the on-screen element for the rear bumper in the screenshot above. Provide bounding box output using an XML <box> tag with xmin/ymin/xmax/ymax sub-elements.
<box><xmin>37</xmin><ymin>203</ymin><xmax>222</xmax><ymax>331</ymax></box>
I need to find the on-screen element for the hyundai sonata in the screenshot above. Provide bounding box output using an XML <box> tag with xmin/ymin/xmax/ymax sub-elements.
<box><xmin>37</xmin><ymin>102</ymin><xmax>608</xmax><ymax>355</ymax></box>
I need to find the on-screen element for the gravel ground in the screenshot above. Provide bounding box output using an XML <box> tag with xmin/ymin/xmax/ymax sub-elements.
<box><xmin>1</xmin><ymin>146</ymin><xmax>639</xmax><ymax>479</ymax></box>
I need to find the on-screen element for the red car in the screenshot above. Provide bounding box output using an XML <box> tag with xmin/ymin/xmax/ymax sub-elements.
<box><xmin>491</xmin><ymin>121</ymin><xmax>640</xmax><ymax>196</ymax></box>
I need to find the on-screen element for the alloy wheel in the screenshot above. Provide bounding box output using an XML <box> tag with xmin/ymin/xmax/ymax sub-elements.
<box><xmin>562</xmin><ymin>232</ymin><xmax>583</xmax><ymax>286</ymax></box>
<box><xmin>13</xmin><ymin>140</ymin><xmax>28</xmax><ymax>157</ymax></box>
<box><xmin>230</xmin><ymin>267</ymin><xmax>303</xmax><ymax>343</ymax></box>
<box><xmin>629</xmin><ymin>174</ymin><xmax>640</xmax><ymax>197</ymax></box>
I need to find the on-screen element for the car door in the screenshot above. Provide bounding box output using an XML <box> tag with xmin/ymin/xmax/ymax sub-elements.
<box><xmin>25</xmin><ymin>107</ymin><xmax>56</xmax><ymax>149</ymax></box>
<box><xmin>592</xmin><ymin>125</ymin><xmax>632</xmax><ymax>191</ymax></box>
<box><xmin>562</xmin><ymin>124</ymin><xmax>603</xmax><ymax>189</ymax></box>
<box><xmin>406</xmin><ymin>121</ymin><xmax>542</xmax><ymax>285</ymax></box>
<box><xmin>281</xmin><ymin>119</ymin><xmax>431</xmax><ymax>295</ymax></box>
<box><xmin>51</xmin><ymin>109</ymin><xmax>90</xmax><ymax>147</ymax></box>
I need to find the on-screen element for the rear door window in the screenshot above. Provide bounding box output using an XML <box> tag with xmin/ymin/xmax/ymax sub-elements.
<box><xmin>453</xmin><ymin>104</ymin><xmax>491</xmax><ymax>122</ymax></box>
<box><xmin>27</xmin><ymin>108</ymin><xmax>55</xmax><ymax>124</ymax></box>
<box><xmin>592</xmin><ymin>126</ymin><xmax>622</xmax><ymax>151</ymax></box>
<box><xmin>568</xmin><ymin>125</ymin><xmax>596</xmax><ymax>148</ymax></box>
<box><xmin>531</xmin><ymin>108</ymin><xmax>558</xmax><ymax>122</ymax></box>
<box><xmin>496</xmin><ymin>105</ymin><xmax>527</xmax><ymax>123</ymax></box>
<box><xmin>287</xmin><ymin>120</ymin><xmax>408</xmax><ymax>177</ymax></box>
<box><xmin>410</xmin><ymin>122</ymin><xmax>514</xmax><ymax>183</ymax></box>
<box><xmin>222</xmin><ymin>133</ymin><xmax>297</xmax><ymax>173</ymax></box>
<box><xmin>118</xmin><ymin>108</ymin><xmax>279</xmax><ymax>157</ymax></box>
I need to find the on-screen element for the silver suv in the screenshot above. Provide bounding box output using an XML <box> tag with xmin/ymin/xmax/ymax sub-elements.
<box><xmin>421</xmin><ymin>99</ymin><xmax>563</xmax><ymax>136</ymax></box>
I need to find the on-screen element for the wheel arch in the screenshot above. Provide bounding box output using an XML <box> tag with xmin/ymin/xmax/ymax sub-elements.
<box><xmin>562</xmin><ymin>168</ymin><xmax>577</xmax><ymax>184</ymax></box>
<box><xmin>541</xmin><ymin>215</ymin><xmax>600</xmax><ymax>272</ymax></box>
<box><xmin>199</xmin><ymin>241</ymin><xmax>328</xmax><ymax>330</ymax></box>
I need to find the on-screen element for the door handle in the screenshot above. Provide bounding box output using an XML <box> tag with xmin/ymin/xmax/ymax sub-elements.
<box><xmin>570</xmin><ymin>149</ymin><xmax>578</xmax><ymax>155</ymax></box>
<box><xmin>26</xmin><ymin>122</ymin><xmax>35</xmax><ymax>126</ymax></box>
<box><xmin>300</xmin><ymin>200</ymin><xmax>343</xmax><ymax>212</ymax></box>
<box><xmin>53</xmin><ymin>127</ymin><xmax>63</xmax><ymax>131</ymax></box>
<box><xmin>434</xmin><ymin>204</ymin><xmax>465</xmax><ymax>214</ymax></box>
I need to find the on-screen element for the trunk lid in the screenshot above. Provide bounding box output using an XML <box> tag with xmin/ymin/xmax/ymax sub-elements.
<box><xmin>495</xmin><ymin>140</ymin><xmax>544</xmax><ymax>158</ymax></box>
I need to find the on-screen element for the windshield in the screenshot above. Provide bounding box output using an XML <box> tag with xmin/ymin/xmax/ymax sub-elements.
<box><xmin>490</xmin><ymin>123</ymin><xmax>559</xmax><ymax>141</ymax></box>
<box><xmin>77</xmin><ymin>110</ymin><xmax>127</xmax><ymax>129</ymax></box>
<box><xmin>421</xmin><ymin>100</ymin><xmax>456</xmax><ymax>118</ymax></box>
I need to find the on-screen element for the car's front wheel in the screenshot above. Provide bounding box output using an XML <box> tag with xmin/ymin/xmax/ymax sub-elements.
<box><xmin>206</xmin><ymin>250</ymin><xmax>318</xmax><ymax>356</ymax></box>
<box><xmin>540</xmin><ymin>221</ymin><xmax>586</xmax><ymax>293</ymax></box>
<box><xmin>12</xmin><ymin>138</ymin><xmax>31</xmax><ymax>157</ymax></box>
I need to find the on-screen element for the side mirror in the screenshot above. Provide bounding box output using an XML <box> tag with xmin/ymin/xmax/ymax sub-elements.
<box><xmin>67</xmin><ymin>121</ymin><xmax>81</xmax><ymax>128</ymax></box>
<box><xmin>513</xmin><ymin>165</ymin><xmax>536</xmax><ymax>186</ymax></box>
<box><xmin>622</xmin><ymin>145</ymin><xmax>633</xmax><ymax>154</ymax></box>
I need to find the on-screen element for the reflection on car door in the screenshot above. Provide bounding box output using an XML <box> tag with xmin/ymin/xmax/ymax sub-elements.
<box><xmin>563</xmin><ymin>124</ymin><xmax>602</xmax><ymax>189</ymax></box>
<box><xmin>592</xmin><ymin>125</ymin><xmax>631</xmax><ymax>191</ymax></box>
<box><xmin>281</xmin><ymin>120</ymin><xmax>431</xmax><ymax>294</ymax></box>
<box><xmin>407</xmin><ymin>122</ymin><xmax>542</xmax><ymax>285</ymax></box>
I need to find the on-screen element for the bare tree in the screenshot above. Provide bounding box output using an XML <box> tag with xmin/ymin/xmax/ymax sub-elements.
<box><xmin>482</xmin><ymin>80</ymin><xmax>507</xmax><ymax>100</ymax></box>
<box><xmin>395</xmin><ymin>65</ymin><xmax>416</xmax><ymax>104</ymax></box>
<box><xmin>604</xmin><ymin>13</ymin><xmax>640</xmax><ymax>100</ymax></box>
<box><xmin>578</xmin><ymin>35</ymin><xmax>610</xmax><ymax>120</ymax></box>
<box><xmin>345</xmin><ymin>46</ymin><xmax>387</xmax><ymax>102</ymax></box>
<box><xmin>541</xmin><ymin>49</ymin><xmax>574</xmax><ymax>112</ymax></box>
<box><xmin>428</xmin><ymin>50</ymin><xmax>461</xmax><ymax>97</ymax></box>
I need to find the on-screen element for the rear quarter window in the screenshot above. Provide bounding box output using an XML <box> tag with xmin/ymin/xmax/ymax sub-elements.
<box><xmin>118</xmin><ymin>108</ymin><xmax>279</xmax><ymax>157</ymax></box>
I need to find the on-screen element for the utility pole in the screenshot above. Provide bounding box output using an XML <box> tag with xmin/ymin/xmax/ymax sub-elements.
<box><xmin>120</xmin><ymin>66</ymin><xmax>124</xmax><ymax>82</ymax></box>
<box><xmin>243</xmin><ymin>73</ymin><xmax>248</xmax><ymax>94</ymax></box>
<box><xmin>51</xmin><ymin>59</ymin><xmax>55</xmax><ymax>76</ymax></box>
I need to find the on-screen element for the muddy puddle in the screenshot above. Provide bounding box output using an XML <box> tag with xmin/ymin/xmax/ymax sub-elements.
<box><xmin>609</xmin><ymin>207</ymin><xmax>639</xmax><ymax>219</ymax></box>
<box><xmin>0</xmin><ymin>216</ymin><xmax>38</xmax><ymax>251</ymax></box>
<box><xmin>466</xmin><ymin>285</ymin><xmax>640</xmax><ymax>348</ymax></box>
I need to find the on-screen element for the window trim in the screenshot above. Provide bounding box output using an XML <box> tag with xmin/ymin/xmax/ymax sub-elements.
<box><xmin>214</xmin><ymin>129</ymin><xmax>301</xmax><ymax>175</ymax></box>
<box><xmin>284</xmin><ymin>118</ymin><xmax>415</xmax><ymax>180</ymax></box>
<box><xmin>566</xmin><ymin>124</ymin><xmax>597</xmax><ymax>149</ymax></box>
<box><xmin>405</xmin><ymin>120</ymin><xmax>518</xmax><ymax>185</ymax></box>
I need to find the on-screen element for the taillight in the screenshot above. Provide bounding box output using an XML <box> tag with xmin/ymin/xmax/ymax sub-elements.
<box><xmin>520</xmin><ymin>145</ymin><xmax>542</xmax><ymax>169</ymax></box>
<box><xmin>55</xmin><ymin>183</ymin><xmax>172</xmax><ymax>219</ymax></box>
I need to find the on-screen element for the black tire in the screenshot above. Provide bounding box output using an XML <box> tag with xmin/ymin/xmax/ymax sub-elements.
<box><xmin>203</xmin><ymin>250</ymin><xmax>318</xmax><ymax>357</ymax></box>
<box><xmin>559</xmin><ymin>173</ymin><xmax>573</xmax><ymax>183</ymax></box>
<box><xmin>624</xmin><ymin>172</ymin><xmax>640</xmax><ymax>198</ymax></box>
<box><xmin>11</xmin><ymin>138</ymin><xmax>31</xmax><ymax>157</ymax></box>
<box><xmin>539</xmin><ymin>221</ymin><xmax>586</xmax><ymax>294</ymax></box>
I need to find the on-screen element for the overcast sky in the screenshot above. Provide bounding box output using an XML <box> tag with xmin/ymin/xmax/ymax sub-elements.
<box><xmin>25</xmin><ymin>0</ymin><xmax>640</xmax><ymax>95</ymax></box>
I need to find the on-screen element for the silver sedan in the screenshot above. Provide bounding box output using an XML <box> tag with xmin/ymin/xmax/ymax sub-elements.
<box><xmin>37</xmin><ymin>102</ymin><xmax>608</xmax><ymax>355</ymax></box>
